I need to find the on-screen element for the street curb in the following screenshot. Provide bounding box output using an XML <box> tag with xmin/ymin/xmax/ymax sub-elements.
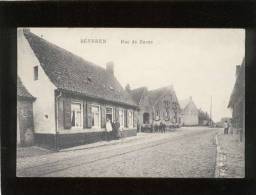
<box><xmin>214</xmin><ymin>133</ymin><xmax>227</xmax><ymax>178</ymax></box>
<box><xmin>59</xmin><ymin>133</ymin><xmax>158</xmax><ymax>153</ymax></box>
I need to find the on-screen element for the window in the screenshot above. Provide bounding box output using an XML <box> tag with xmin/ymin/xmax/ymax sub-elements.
<box><xmin>34</xmin><ymin>66</ymin><xmax>38</xmax><ymax>80</ymax></box>
<box><xmin>128</xmin><ymin>110</ymin><xmax>133</xmax><ymax>128</ymax></box>
<box><xmin>91</xmin><ymin>105</ymin><xmax>100</xmax><ymax>128</ymax></box>
<box><xmin>119</xmin><ymin>109</ymin><xmax>124</xmax><ymax>127</ymax></box>
<box><xmin>106</xmin><ymin>107</ymin><xmax>113</xmax><ymax>122</ymax></box>
<box><xmin>71</xmin><ymin>102</ymin><xmax>82</xmax><ymax>128</ymax></box>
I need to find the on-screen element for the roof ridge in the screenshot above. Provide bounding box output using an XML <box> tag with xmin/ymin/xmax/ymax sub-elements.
<box><xmin>25</xmin><ymin>31</ymin><xmax>107</xmax><ymax>73</ymax></box>
<box><xmin>148</xmin><ymin>85</ymin><xmax>173</xmax><ymax>93</ymax></box>
<box><xmin>23</xmin><ymin>30</ymin><xmax>136</xmax><ymax>107</ymax></box>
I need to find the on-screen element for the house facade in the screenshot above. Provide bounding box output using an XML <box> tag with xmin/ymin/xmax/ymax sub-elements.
<box><xmin>179</xmin><ymin>97</ymin><xmax>199</xmax><ymax>126</ymax></box>
<box><xmin>18</xmin><ymin>29</ymin><xmax>138</xmax><ymax>149</ymax></box>
<box><xmin>129</xmin><ymin>85</ymin><xmax>181</xmax><ymax>131</ymax></box>
<box><xmin>228</xmin><ymin>58</ymin><xmax>245</xmax><ymax>141</ymax></box>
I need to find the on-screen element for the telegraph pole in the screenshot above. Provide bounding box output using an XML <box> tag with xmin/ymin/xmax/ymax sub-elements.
<box><xmin>210</xmin><ymin>96</ymin><xmax>212</xmax><ymax>127</ymax></box>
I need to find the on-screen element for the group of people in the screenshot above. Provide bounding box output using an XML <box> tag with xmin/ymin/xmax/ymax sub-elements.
<box><xmin>105</xmin><ymin>118</ymin><xmax>121</xmax><ymax>141</ymax></box>
<box><xmin>152</xmin><ymin>120</ymin><xmax>167</xmax><ymax>133</ymax></box>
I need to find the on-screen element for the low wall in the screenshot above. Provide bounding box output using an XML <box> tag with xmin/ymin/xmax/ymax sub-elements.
<box><xmin>34</xmin><ymin>133</ymin><xmax>56</xmax><ymax>150</ymax></box>
<box><xmin>121</xmin><ymin>129</ymin><xmax>137</xmax><ymax>138</ymax></box>
<box><xmin>34</xmin><ymin>128</ymin><xmax>137</xmax><ymax>150</ymax></box>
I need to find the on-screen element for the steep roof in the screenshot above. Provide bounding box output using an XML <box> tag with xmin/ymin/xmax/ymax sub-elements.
<box><xmin>148</xmin><ymin>85</ymin><xmax>175</xmax><ymax>104</ymax></box>
<box><xmin>129</xmin><ymin>87</ymin><xmax>147</xmax><ymax>105</ymax></box>
<box><xmin>179</xmin><ymin>98</ymin><xmax>190</xmax><ymax>110</ymax></box>
<box><xmin>228</xmin><ymin>58</ymin><xmax>245</xmax><ymax>108</ymax></box>
<box><xmin>24</xmin><ymin>31</ymin><xmax>136</xmax><ymax>107</ymax></box>
<box><xmin>17</xmin><ymin>76</ymin><xmax>35</xmax><ymax>100</ymax></box>
<box><xmin>179</xmin><ymin>97</ymin><xmax>198</xmax><ymax>111</ymax></box>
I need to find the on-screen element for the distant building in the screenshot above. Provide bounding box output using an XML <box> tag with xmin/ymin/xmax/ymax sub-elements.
<box><xmin>129</xmin><ymin>85</ymin><xmax>181</xmax><ymax>131</ymax></box>
<box><xmin>179</xmin><ymin>97</ymin><xmax>199</xmax><ymax>126</ymax></box>
<box><xmin>18</xmin><ymin>29</ymin><xmax>138</xmax><ymax>149</ymax></box>
<box><xmin>228</xmin><ymin>58</ymin><xmax>245</xmax><ymax>141</ymax></box>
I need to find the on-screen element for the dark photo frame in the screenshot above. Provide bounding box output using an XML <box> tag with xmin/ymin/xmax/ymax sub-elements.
<box><xmin>1</xmin><ymin>1</ymin><xmax>256</xmax><ymax>195</ymax></box>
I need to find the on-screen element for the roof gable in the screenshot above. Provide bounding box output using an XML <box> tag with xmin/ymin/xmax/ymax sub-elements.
<box><xmin>148</xmin><ymin>85</ymin><xmax>174</xmax><ymax>105</ymax></box>
<box><xmin>24</xmin><ymin>31</ymin><xmax>136</xmax><ymax>107</ymax></box>
<box><xmin>180</xmin><ymin>98</ymin><xmax>197</xmax><ymax>111</ymax></box>
<box><xmin>17</xmin><ymin>76</ymin><xmax>35</xmax><ymax>100</ymax></box>
<box><xmin>130</xmin><ymin>87</ymin><xmax>147</xmax><ymax>105</ymax></box>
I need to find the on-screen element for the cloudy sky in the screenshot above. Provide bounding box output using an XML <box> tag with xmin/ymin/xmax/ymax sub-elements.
<box><xmin>31</xmin><ymin>28</ymin><xmax>245</xmax><ymax>122</ymax></box>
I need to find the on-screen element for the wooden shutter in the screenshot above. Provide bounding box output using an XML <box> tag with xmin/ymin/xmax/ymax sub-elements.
<box><xmin>83</xmin><ymin>101</ymin><xmax>87</xmax><ymax>129</ymax></box>
<box><xmin>101</xmin><ymin>105</ymin><xmax>106</xmax><ymax>128</ymax></box>
<box><xmin>63</xmin><ymin>98</ymin><xmax>71</xmax><ymax>129</ymax></box>
<box><xmin>86</xmin><ymin>103</ymin><xmax>92</xmax><ymax>128</ymax></box>
<box><xmin>115</xmin><ymin>107</ymin><xmax>119</xmax><ymax>122</ymax></box>
<box><xmin>124</xmin><ymin>109</ymin><xmax>128</xmax><ymax>127</ymax></box>
<box><xmin>133</xmin><ymin>111</ymin><xmax>137</xmax><ymax>128</ymax></box>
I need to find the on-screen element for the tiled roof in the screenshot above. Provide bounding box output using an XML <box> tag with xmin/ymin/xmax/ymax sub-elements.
<box><xmin>129</xmin><ymin>87</ymin><xmax>147</xmax><ymax>105</ymax></box>
<box><xmin>179</xmin><ymin>98</ymin><xmax>190</xmax><ymax>110</ymax></box>
<box><xmin>148</xmin><ymin>85</ymin><xmax>174</xmax><ymax>104</ymax></box>
<box><xmin>17</xmin><ymin>76</ymin><xmax>35</xmax><ymax>100</ymax></box>
<box><xmin>228</xmin><ymin>58</ymin><xmax>245</xmax><ymax>108</ymax></box>
<box><xmin>24</xmin><ymin>31</ymin><xmax>137</xmax><ymax>107</ymax></box>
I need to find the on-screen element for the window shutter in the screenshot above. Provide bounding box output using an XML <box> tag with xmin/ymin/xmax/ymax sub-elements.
<box><xmin>133</xmin><ymin>111</ymin><xmax>137</xmax><ymax>128</ymax></box>
<box><xmin>63</xmin><ymin>98</ymin><xmax>71</xmax><ymax>129</ymax></box>
<box><xmin>86</xmin><ymin>103</ymin><xmax>92</xmax><ymax>128</ymax></box>
<box><xmin>83</xmin><ymin>101</ymin><xmax>87</xmax><ymax>129</ymax></box>
<box><xmin>101</xmin><ymin>105</ymin><xmax>106</xmax><ymax>128</ymax></box>
<box><xmin>115</xmin><ymin>107</ymin><xmax>119</xmax><ymax>122</ymax></box>
<box><xmin>124</xmin><ymin>109</ymin><xmax>128</xmax><ymax>127</ymax></box>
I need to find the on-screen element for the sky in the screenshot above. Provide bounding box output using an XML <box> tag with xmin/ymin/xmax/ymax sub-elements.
<box><xmin>30</xmin><ymin>28</ymin><xmax>245</xmax><ymax>122</ymax></box>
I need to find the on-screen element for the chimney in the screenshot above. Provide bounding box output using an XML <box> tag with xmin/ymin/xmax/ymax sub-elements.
<box><xmin>236</xmin><ymin>65</ymin><xmax>241</xmax><ymax>77</ymax></box>
<box><xmin>106</xmin><ymin>61</ymin><xmax>114</xmax><ymax>75</ymax></box>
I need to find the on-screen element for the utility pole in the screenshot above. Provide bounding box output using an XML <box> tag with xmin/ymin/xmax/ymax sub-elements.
<box><xmin>210</xmin><ymin>96</ymin><xmax>212</xmax><ymax>127</ymax></box>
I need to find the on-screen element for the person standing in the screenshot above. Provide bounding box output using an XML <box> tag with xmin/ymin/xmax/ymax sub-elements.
<box><xmin>224</xmin><ymin>121</ymin><xmax>228</xmax><ymax>134</ymax></box>
<box><xmin>105</xmin><ymin>118</ymin><xmax>112</xmax><ymax>141</ymax></box>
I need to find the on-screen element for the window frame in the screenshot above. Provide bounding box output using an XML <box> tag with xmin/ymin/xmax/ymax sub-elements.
<box><xmin>71</xmin><ymin>100</ymin><xmax>83</xmax><ymax>129</ymax></box>
<box><xmin>106</xmin><ymin>106</ymin><xmax>113</xmax><ymax>122</ymax></box>
<box><xmin>128</xmin><ymin>110</ymin><xmax>133</xmax><ymax>128</ymax></box>
<box><xmin>119</xmin><ymin>108</ymin><xmax>125</xmax><ymax>128</ymax></box>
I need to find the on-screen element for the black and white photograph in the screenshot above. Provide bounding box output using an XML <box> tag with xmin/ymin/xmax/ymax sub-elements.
<box><xmin>16</xmin><ymin>27</ymin><xmax>245</xmax><ymax>178</ymax></box>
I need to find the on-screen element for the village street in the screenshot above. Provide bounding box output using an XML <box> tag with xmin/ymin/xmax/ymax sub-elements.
<box><xmin>17</xmin><ymin>127</ymin><xmax>220</xmax><ymax>177</ymax></box>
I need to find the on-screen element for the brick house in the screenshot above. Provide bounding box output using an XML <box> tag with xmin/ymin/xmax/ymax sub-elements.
<box><xmin>17</xmin><ymin>76</ymin><xmax>36</xmax><ymax>146</ymax></box>
<box><xmin>129</xmin><ymin>85</ymin><xmax>181</xmax><ymax>131</ymax></box>
<box><xmin>18</xmin><ymin>29</ymin><xmax>138</xmax><ymax>149</ymax></box>
<box><xmin>179</xmin><ymin>97</ymin><xmax>199</xmax><ymax>126</ymax></box>
<box><xmin>228</xmin><ymin>58</ymin><xmax>245</xmax><ymax>141</ymax></box>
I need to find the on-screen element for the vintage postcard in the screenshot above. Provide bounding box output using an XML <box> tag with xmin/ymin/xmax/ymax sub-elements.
<box><xmin>16</xmin><ymin>28</ymin><xmax>245</xmax><ymax>177</ymax></box>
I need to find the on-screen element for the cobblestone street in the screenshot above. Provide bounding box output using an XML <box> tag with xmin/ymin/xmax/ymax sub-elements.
<box><xmin>17</xmin><ymin>127</ymin><xmax>219</xmax><ymax>177</ymax></box>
